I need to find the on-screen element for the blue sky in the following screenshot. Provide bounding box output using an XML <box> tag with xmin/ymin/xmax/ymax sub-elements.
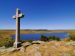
<box><xmin>0</xmin><ymin>0</ymin><xmax>75</xmax><ymax>30</ymax></box>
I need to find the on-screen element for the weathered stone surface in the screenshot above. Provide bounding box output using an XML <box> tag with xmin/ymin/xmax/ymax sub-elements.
<box><xmin>20</xmin><ymin>46</ymin><xmax>25</xmax><ymax>52</ymax></box>
<box><xmin>32</xmin><ymin>41</ymin><xmax>45</xmax><ymax>44</ymax></box>
<box><xmin>66</xmin><ymin>41</ymin><xmax>75</xmax><ymax>46</ymax></box>
<box><xmin>25</xmin><ymin>44</ymin><xmax>41</xmax><ymax>56</ymax></box>
<box><xmin>1</xmin><ymin>41</ymin><xmax>75</xmax><ymax>56</ymax></box>
<box><xmin>22</xmin><ymin>42</ymin><xmax>31</xmax><ymax>47</ymax></box>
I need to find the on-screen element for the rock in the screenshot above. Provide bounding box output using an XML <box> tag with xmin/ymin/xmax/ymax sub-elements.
<box><xmin>61</xmin><ymin>53</ymin><xmax>71</xmax><ymax>56</ymax></box>
<box><xmin>1</xmin><ymin>41</ymin><xmax>75</xmax><ymax>56</ymax></box>
<box><xmin>0</xmin><ymin>46</ymin><xmax>5</xmax><ymax>49</ymax></box>
<box><xmin>0</xmin><ymin>46</ymin><xmax>6</xmax><ymax>52</ymax></box>
<box><xmin>66</xmin><ymin>41</ymin><xmax>75</xmax><ymax>46</ymax></box>
<box><xmin>34</xmin><ymin>51</ymin><xmax>41</xmax><ymax>56</ymax></box>
<box><xmin>6</xmin><ymin>47</ymin><xmax>16</xmax><ymax>52</ymax></box>
<box><xmin>32</xmin><ymin>41</ymin><xmax>45</xmax><ymax>44</ymax></box>
<box><xmin>20</xmin><ymin>46</ymin><xmax>25</xmax><ymax>52</ymax></box>
<box><xmin>25</xmin><ymin>44</ymin><xmax>41</xmax><ymax>56</ymax></box>
<box><xmin>22</xmin><ymin>42</ymin><xmax>31</xmax><ymax>47</ymax></box>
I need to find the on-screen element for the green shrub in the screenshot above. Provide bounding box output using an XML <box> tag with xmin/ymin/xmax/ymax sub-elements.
<box><xmin>48</xmin><ymin>36</ymin><xmax>60</xmax><ymax>41</ymax></box>
<box><xmin>0</xmin><ymin>37</ymin><xmax>14</xmax><ymax>47</ymax></box>
<box><xmin>40</xmin><ymin>35</ymin><xmax>60</xmax><ymax>41</ymax></box>
<box><xmin>41</xmin><ymin>35</ymin><xmax>49</xmax><ymax>41</ymax></box>
<box><xmin>20</xmin><ymin>40</ymin><xmax>33</xmax><ymax>43</ymax></box>
<box><xmin>69</xmin><ymin>35</ymin><xmax>75</xmax><ymax>41</ymax></box>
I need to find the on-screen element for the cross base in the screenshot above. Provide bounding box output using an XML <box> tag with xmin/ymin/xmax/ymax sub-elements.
<box><xmin>13</xmin><ymin>42</ymin><xmax>21</xmax><ymax>48</ymax></box>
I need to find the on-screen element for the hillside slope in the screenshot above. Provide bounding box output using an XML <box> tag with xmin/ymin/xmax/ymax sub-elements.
<box><xmin>0</xmin><ymin>41</ymin><xmax>75</xmax><ymax>56</ymax></box>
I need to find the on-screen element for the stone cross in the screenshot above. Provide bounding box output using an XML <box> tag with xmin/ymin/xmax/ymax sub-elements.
<box><xmin>12</xmin><ymin>8</ymin><xmax>24</xmax><ymax>48</ymax></box>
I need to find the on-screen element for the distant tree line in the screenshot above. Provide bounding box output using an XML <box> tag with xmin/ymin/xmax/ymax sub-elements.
<box><xmin>40</xmin><ymin>35</ymin><xmax>60</xmax><ymax>41</ymax></box>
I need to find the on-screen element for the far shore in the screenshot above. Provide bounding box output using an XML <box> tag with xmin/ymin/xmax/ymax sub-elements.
<box><xmin>0</xmin><ymin>30</ymin><xmax>75</xmax><ymax>36</ymax></box>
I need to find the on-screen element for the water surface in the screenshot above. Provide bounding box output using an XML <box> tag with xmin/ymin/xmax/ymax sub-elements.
<box><xmin>12</xmin><ymin>32</ymin><xmax>69</xmax><ymax>40</ymax></box>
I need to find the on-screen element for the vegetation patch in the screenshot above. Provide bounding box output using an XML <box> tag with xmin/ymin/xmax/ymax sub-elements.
<box><xmin>0</xmin><ymin>34</ymin><xmax>14</xmax><ymax>47</ymax></box>
<box><xmin>40</xmin><ymin>35</ymin><xmax>60</xmax><ymax>41</ymax></box>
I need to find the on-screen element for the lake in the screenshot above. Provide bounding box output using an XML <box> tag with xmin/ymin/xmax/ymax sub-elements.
<box><xmin>12</xmin><ymin>32</ymin><xmax>69</xmax><ymax>40</ymax></box>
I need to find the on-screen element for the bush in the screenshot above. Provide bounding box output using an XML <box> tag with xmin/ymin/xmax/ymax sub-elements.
<box><xmin>0</xmin><ymin>37</ymin><xmax>14</xmax><ymax>47</ymax></box>
<box><xmin>41</xmin><ymin>35</ymin><xmax>49</xmax><ymax>41</ymax></box>
<box><xmin>48</xmin><ymin>36</ymin><xmax>60</xmax><ymax>41</ymax></box>
<box><xmin>40</xmin><ymin>35</ymin><xmax>60</xmax><ymax>41</ymax></box>
<box><xmin>69</xmin><ymin>35</ymin><xmax>75</xmax><ymax>41</ymax></box>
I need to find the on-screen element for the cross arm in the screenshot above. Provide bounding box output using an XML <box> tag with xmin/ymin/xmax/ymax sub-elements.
<box><xmin>12</xmin><ymin>13</ymin><xmax>24</xmax><ymax>19</ymax></box>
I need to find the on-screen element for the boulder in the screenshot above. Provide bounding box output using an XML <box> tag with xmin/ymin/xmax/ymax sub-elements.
<box><xmin>22</xmin><ymin>42</ymin><xmax>31</xmax><ymax>47</ymax></box>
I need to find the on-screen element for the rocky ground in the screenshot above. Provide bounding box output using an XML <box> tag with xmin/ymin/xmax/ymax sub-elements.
<box><xmin>0</xmin><ymin>41</ymin><xmax>75</xmax><ymax>56</ymax></box>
